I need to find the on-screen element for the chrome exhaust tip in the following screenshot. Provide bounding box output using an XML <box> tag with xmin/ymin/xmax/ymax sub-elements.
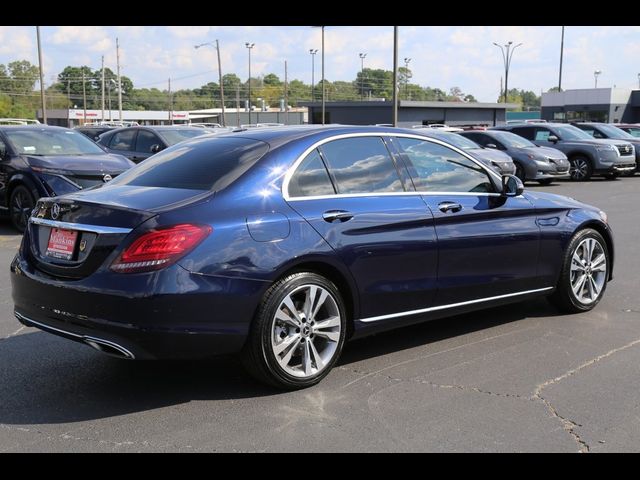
<box><xmin>84</xmin><ymin>336</ymin><xmax>135</xmax><ymax>359</ymax></box>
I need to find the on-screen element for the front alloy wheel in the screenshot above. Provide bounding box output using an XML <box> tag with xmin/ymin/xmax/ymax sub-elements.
<box><xmin>569</xmin><ymin>157</ymin><xmax>592</xmax><ymax>181</ymax></box>
<box><xmin>549</xmin><ymin>229</ymin><xmax>609</xmax><ymax>313</ymax></box>
<box><xmin>242</xmin><ymin>272</ymin><xmax>347</xmax><ymax>389</ymax></box>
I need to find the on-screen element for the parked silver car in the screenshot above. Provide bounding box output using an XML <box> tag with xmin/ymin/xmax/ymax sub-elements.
<box><xmin>492</xmin><ymin>123</ymin><xmax>635</xmax><ymax>180</ymax></box>
<box><xmin>461</xmin><ymin>129</ymin><xmax>570</xmax><ymax>185</ymax></box>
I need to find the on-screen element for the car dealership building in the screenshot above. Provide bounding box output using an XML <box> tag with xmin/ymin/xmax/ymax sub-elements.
<box><xmin>302</xmin><ymin>100</ymin><xmax>519</xmax><ymax>127</ymax></box>
<box><xmin>541</xmin><ymin>88</ymin><xmax>640</xmax><ymax>123</ymax></box>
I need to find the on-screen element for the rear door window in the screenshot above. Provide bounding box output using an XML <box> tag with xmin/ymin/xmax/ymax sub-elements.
<box><xmin>110</xmin><ymin>136</ymin><xmax>269</xmax><ymax>191</ymax></box>
<box><xmin>288</xmin><ymin>149</ymin><xmax>335</xmax><ymax>197</ymax></box>
<box><xmin>510</xmin><ymin>127</ymin><xmax>535</xmax><ymax>140</ymax></box>
<box><xmin>136</xmin><ymin>130</ymin><xmax>162</xmax><ymax>153</ymax></box>
<box><xmin>109</xmin><ymin>129</ymin><xmax>137</xmax><ymax>151</ymax></box>
<box><xmin>319</xmin><ymin>137</ymin><xmax>404</xmax><ymax>194</ymax></box>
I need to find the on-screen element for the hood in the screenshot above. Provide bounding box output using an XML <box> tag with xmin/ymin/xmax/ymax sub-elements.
<box><xmin>524</xmin><ymin>189</ymin><xmax>599</xmax><ymax>212</ymax></box>
<box><xmin>468</xmin><ymin>148</ymin><xmax>513</xmax><ymax>163</ymax></box>
<box><xmin>521</xmin><ymin>146</ymin><xmax>568</xmax><ymax>160</ymax></box>
<box><xmin>62</xmin><ymin>184</ymin><xmax>214</xmax><ymax>213</ymax></box>
<box><xmin>24</xmin><ymin>153</ymin><xmax>134</xmax><ymax>174</ymax></box>
<box><xmin>557</xmin><ymin>138</ymin><xmax>630</xmax><ymax>148</ymax></box>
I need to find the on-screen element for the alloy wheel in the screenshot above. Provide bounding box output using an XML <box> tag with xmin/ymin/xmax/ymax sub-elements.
<box><xmin>570</xmin><ymin>158</ymin><xmax>589</xmax><ymax>180</ymax></box>
<box><xmin>570</xmin><ymin>237</ymin><xmax>607</xmax><ymax>304</ymax></box>
<box><xmin>10</xmin><ymin>188</ymin><xmax>34</xmax><ymax>232</ymax></box>
<box><xmin>270</xmin><ymin>284</ymin><xmax>341</xmax><ymax>378</ymax></box>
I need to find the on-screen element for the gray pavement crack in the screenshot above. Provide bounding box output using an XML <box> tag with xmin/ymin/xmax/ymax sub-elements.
<box><xmin>531</xmin><ymin>337</ymin><xmax>640</xmax><ymax>453</ymax></box>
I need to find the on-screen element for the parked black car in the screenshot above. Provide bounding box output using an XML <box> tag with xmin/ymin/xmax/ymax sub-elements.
<box><xmin>0</xmin><ymin>125</ymin><xmax>134</xmax><ymax>231</ymax></box>
<box><xmin>74</xmin><ymin>125</ymin><xmax>118</xmax><ymax>142</ymax></box>
<box><xmin>97</xmin><ymin>126</ymin><xmax>215</xmax><ymax>163</ymax></box>
<box><xmin>572</xmin><ymin>122</ymin><xmax>640</xmax><ymax>174</ymax></box>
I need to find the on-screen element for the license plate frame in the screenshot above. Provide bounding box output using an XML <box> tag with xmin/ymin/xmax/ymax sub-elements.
<box><xmin>46</xmin><ymin>228</ymin><xmax>78</xmax><ymax>260</ymax></box>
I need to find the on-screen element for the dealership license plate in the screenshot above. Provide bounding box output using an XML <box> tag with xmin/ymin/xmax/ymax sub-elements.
<box><xmin>46</xmin><ymin>228</ymin><xmax>78</xmax><ymax>260</ymax></box>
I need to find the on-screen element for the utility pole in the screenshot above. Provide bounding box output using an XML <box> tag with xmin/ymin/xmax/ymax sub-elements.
<box><xmin>236</xmin><ymin>84</ymin><xmax>240</xmax><ymax>127</ymax></box>
<box><xmin>216</xmin><ymin>40</ymin><xmax>226</xmax><ymax>126</ymax></box>
<box><xmin>36</xmin><ymin>26</ymin><xmax>47</xmax><ymax>123</ymax></box>
<box><xmin>392</xmin><ymin>26</ymin><xmax>398</xmax><ymax>127</ymax></box>
<box><xmin>101</xmin><ymin>55</ymin><xmax>105</xmax><ymax>122</ymax></box>
<box><xmin>116</xmin><ymin>37</ymin><xmax>123</xmax><ymax>122</ymax></box>
<box><xmin>168</xmin><ymin>78</ymin><xmax>172</xmax><ymax>123</ymax></box>
<box><xmin>558</xmin><ymin>26</ymin><xmax>565</xmax><ymax>91</ymax></box>
<box><xmin>284</xmin><ymin>60</ymin><xmax>289</xmax><ymax>124</ymax></box>
<box><xmin>82</xmin><ymin>71</ymin><xmax>87</xmax><ymax>126</ymax></box>
<box><xmin>321</xmin><ymin>26</ymin><xmax>325</xmax><ymax>124</ymax></box>
<box><xmin>67</xmin><ymin>80</ymin><xmax>71</xmax><ymax>127</ymax></box>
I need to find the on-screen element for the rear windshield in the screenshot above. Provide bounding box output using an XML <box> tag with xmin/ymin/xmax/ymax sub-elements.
<box><xmin>109</xmin><ymin>136</ymin><xmax>269</xmax><ymax>191</ymax></box>
<box><xmin>156</xmin><ymin>128</ymin><xmax>208</xmax><ymax>146</ymax></box>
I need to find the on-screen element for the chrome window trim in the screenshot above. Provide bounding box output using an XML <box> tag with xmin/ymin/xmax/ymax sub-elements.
<box><xmin>29</xmin><ymin>217</ymin><xmax>132</xmax><ymax>235</ymax></box>
<box><xmin>359</xmin><ymin>287</ymin><xmax>554</xmax><ymax>323</ymax></box>
<box><xmin>282</xmin><ymin>132</ymin><xmax>503</xmax><ymax>201</ymax></box>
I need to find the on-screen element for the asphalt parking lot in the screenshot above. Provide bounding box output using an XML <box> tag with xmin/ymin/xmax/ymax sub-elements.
<box><xmin>0</xmin><ymin>176</ymin><xmax>639</xmax><ymax>452</ymax></box>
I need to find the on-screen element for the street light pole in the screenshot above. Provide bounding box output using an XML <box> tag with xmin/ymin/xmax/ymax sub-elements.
<box><xmin>36</xmin><ymin>26</ymin><xmax>47</xmax><ymax>123</ymax></box>
<box><xmin>194</xmin><ymin>40</ymin><xmax>227</xmax><ymax>126</ymax></box>
<box><xmin>116</xmin><ymin>37</ymin><xmax>122</xmax><ymax>122</ymax></box>
<box><xmin>245</xmin><ymin>42</ymin><xmax>255</xmax><ymax>124</ymax></box>
<box><xmin>594</xmin><ymin>70</ymin><xmax>602</xmax><ymax>88</ymax></box>
<box><xmin>309</xmin><ymin>49</ymin><xmax>317</xmax><ymax>101</ymax></box>
<box><xmin>493</xmin><ymin>41</ymin><xmax>523</xmax><ymax>103</ymax></box>
<box><xmin>404</xmin><ymin>57</ymin><xmax>411</xmax><ymax>100</ymax></box>
<box><xmin>359</xmin><ymin>52</ymin><xmax>367</xmax><ymax>101</ymax></box>
<box><xmin>392</xmin><ymin>26</ymin><xmax>398</xmax><ymax>127</ymax></box>
<box><xmin>558</xmin><ymin>26</ymin><xmax>565</xmax><ymax>91</ymax></box>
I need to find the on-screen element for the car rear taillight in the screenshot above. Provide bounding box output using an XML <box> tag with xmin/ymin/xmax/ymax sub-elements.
<box><xmin>110</xmin><ymin>223</ymin><xmax>212</xmax><ymax>273</ymax></box>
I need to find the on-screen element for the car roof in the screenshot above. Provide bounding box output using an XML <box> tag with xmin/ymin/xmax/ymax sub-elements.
<box><xmin>203</xmin><ymin>124</ymin><xmax>427</xmax><ymax>149</ymax></box>
<box><xmin>0</xmin><ymin>125</ymin><xmax>76</xmax><ymax>132</ymax></box>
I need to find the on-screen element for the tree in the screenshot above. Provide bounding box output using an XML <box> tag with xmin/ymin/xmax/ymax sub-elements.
<box><xmin>6</xmin><ymin>60</ymin><xmax>40</xmax><ymax>94</ymax></box>
<box><xmin>447</xmin><ymin>86</ymin><xmax>465</xmax><ymax>102</ymax></box>
<box><xmin>262</xmin><ymin>73</ymin><xmax>281</xmax><ymax>87</ymax></box>
<box><xmin>463</xmin><ymin>94</ymin><xmax>477</xmax><ymax>103</ymax></box>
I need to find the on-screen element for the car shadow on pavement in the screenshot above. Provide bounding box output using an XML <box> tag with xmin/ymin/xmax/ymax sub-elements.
<box><xmin>0</xmin><ymin>298</ymin><xmax>562</xmax><ymax>425</ymax></box>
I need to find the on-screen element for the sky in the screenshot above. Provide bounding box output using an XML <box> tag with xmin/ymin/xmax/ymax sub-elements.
<box><xmin>2</xmin><ymin>25</ymin><xmax>640</xmax><ymax>102</ymax></box>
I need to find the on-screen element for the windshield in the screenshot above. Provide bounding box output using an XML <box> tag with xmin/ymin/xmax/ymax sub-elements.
<box><xmin>429</xmin><ymin>132</ymin><xmax>480</xmax><ymax>150</ymax></box>
<box><xmin>623</xmin><ymin>127</ymin><xmax>640</xmax><ymax>138</ymax></box>
<box><xmin>597</xmin><ymin>124</ymin><xmax>635</xmax><ymax>139</ymax></box>
<box><xmin>156</xmin><ymin>128</ymin><xmax>208</xmax><ymax>146</ymax></box>
<box><xmin>492</xmin><ymin>131</ymin><xmax>536</xmax><ymax>148</ymax></box>
<box><xmin>4</xmin><ymin>128</ymin><xmax>106</xmax><ymax>155</ymax></box>
<box><xmin>552</xmin><ymin>125</ymin><xmax>593</xmax><ymax>140</ymax></box>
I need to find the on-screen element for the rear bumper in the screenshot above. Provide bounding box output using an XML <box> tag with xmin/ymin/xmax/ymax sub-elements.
<box><xmin>10</xmin><ymin>254</ymin><xmax>268</xmax><ymax>359</ymax></box>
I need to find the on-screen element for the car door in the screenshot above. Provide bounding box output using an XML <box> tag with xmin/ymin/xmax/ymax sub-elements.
<box><xmin>284</xmin><ymin>135</ymin><xmax>438</xmax><ymax>321</ymax></box>
<box><xmin>394</xmin><ymin>136</ymin><xmax>542</xmax><ymax>307</ymax></box>
<box><xmin>107</xmin><ymin>129</ymin><xmax>138</xmax><ymax>161</ymax></box>
<box><xmin>0</xmin><ymin>135</ymin><xmax>10</xmax><ymax>206</ymax></box>
<box><xmin>134</xmin><ymin>129</ymin><xmax>164</xmax><ymax>163</ymax></box>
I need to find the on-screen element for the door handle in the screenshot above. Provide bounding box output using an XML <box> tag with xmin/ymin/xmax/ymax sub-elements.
<box><xmin>438</xmin><ymin>201</ymin><xmax>463</xmax><ymax>213</ymax></box>
<box><xmin>322</xmin><ymin>210</ymin><xmax>354</xmax><ymax>223</ymax></box>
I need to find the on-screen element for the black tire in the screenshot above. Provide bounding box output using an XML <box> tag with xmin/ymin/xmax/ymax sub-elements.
<box><xmin>9</xmin><ymin>185</ymin><xmax>35</xmax><ymax>233</ymax></box>
<box><xmin>242</xmin><ymin>272</ymin><xmax>347</xmax><ymax>390</ymax></box>
<box><xmin>568</xmin><ymin>156</ymin><xmax>593</xmax><ymax>181</ymax></box>
<box><xmin>514</xmin><ymin>162</ymin><xmax>526</xmax><ymax>183</ymax></box>
<box><xmin>548</xmin><ymin>228</ymin><xmax>610</xmax><ymax>313</ymax></box>
<box><xmin>537</xmin><ymin>179</ymin><xmax>553</xmax><ymax>186</ymax></box>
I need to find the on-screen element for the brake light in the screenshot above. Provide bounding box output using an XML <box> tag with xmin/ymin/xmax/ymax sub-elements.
<box><xmin>110</xmin><ymin>223</ymin><xmax>212</xmax><ymax>273</ymax></box>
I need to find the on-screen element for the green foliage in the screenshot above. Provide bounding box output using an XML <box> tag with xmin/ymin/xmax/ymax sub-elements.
<box><xmin>1</xmin><ymin>60</ymin><xmax>485</xmax><ymax>117</ymax></box>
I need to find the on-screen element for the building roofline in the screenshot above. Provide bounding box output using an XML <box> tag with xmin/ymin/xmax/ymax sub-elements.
<box><xmin>299</xmin><ymin>100</ymin><xmax>519</xmax><ymax>109</ymax></box>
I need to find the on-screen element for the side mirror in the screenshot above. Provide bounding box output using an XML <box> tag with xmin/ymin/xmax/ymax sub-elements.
<box><xmin>547</xmin><ymin>135</ymin><xmax>559</xmax><ymax>143</ymax></box>
<box><xmin>485</xmin><ymin>143</ymin><xmax>498</xmax><ymax>149</ymax></box>
<box><xmin>150</xmin><ymin>144</ymin><xmax>162</xmax><ymax>153</ymax></box>
<box><xmin>502</xmin><ymin>174</ymin><xmax>524</xmax><ymax>197</ymax></box>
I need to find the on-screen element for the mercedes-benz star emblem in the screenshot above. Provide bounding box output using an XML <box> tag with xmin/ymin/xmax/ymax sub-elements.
<box><xmin>51</xmin><ymin>203</ymin><xmax>60</xmax><ymax>220</ymax></box>
<box><xmin>103</xmin><ymin>174</ymin><xmax>113</xmax><ymax>182</ymax></box>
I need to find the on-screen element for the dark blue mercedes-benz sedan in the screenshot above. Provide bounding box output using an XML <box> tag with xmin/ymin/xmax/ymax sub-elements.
<box><xmin>10</xmin><ymin>125</ymin><xmax>614</xmax><ymax>389</ymax></box>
